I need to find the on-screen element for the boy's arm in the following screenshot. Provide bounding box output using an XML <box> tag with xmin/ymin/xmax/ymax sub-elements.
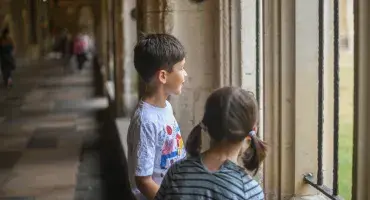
<box><xmin>135</xmin><ymin>176</ymin><xmax>160</xmax><ymax>200</ymax></box>
<box><xmin>154</xmin><ymin>165</ymin><xmax>174</xmax><ymax>200</ymax></box>
<box><xmin>135</xmin><ymin>121</ymin><xmax>158</xmax><ymax>199</ymax></box>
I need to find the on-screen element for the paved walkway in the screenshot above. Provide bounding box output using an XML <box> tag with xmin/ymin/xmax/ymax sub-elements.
<box><xmin>0</xmin><ymin>59</ymin><xmax>107</xmax><ymax>200</ymax></box>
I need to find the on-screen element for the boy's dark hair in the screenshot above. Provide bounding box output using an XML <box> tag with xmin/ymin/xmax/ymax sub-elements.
<box><xmin>186</xmin><ymin>86</ymin><xmax>267</xmax><ymax>175</ymax></box>
<box><xmin>134</xmin><ymin>33</ymin><xmax>186</xmax><ymax>83</ymax></box>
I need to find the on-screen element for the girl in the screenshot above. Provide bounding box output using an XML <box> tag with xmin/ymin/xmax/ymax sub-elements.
<box><xmin>155</xmin><ymin>86</ymin><xmax>266</xmax><ymax>200</ymax></box>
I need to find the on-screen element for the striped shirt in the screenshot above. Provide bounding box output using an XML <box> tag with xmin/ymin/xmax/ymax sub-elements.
<box><xmin>155</xmin><ymin>156</ymin><xmax>264</xmax><ymax>200</ymax></box>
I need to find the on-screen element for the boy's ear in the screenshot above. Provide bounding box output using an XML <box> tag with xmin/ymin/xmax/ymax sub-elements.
<box><xmin>158</xmin><ymin>69</ymin><xmax>167</xmax><ymax>84</ymax></box>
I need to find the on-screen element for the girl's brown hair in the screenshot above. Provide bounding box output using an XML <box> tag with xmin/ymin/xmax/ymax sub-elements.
<box><xmin>185</xmin><ymin>86</ymin><xmax>267</xmax><ymax>175</ymax></box>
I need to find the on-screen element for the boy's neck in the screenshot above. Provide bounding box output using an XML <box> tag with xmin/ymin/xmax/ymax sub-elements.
<box><xmin>143</xmin><ymin>90</ymin><xmax>169</xmax><ymax>108</ymax></box>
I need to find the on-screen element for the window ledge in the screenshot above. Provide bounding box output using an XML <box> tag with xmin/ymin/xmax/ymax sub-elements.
<box><xmin>115</xmin><ymin>117</ymin><xmax>130</xmax><ymax>160</ymax></box>
<box><xmin>105</xmin><ymin>81</ymin><xmax>115</xmax><ymax>101</ymax></box>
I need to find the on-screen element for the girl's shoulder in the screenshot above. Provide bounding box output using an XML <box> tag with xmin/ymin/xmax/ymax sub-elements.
<box><xmin>169</xmin><ymin>156</ymin><xmax>203</xmax><ymax>173</ymax></box>
<box><xmin>241</xmin><ymin>173</ymin><xmax>264</xmax><ymax>199</ymax></box>
<box><xmin>174</xmin><ymin>156</ymin><xmax>202</xmax><ymax>167</ymax></box>
<box><xmin>220</xmin><ymin>161</ymin><xmax>264</xmax><ymax>198</ymax></box>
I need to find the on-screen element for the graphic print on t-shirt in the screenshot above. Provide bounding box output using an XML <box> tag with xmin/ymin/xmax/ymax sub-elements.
<box><xmin>176</xmin><ymin>133</ymin><xmax>184</xmax><ymax>156</ymax></box>
<box><xmin>160</xmin><ymin>121</ymin><xmax>185</xmax><ymax>169</ymax></box>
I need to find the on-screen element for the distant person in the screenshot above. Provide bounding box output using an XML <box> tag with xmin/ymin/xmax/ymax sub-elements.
<box><xmin>73</xmin><ymin>28</ymin><xmax>90</xmax><ymax>70</ymax></box>
<box><xmin>60</xmin><ymin>28</ymin><xmax>70</xmax><ymax>58</ymax></box>
<box><xmin>61</xmin><ymin>29</ymin><xmax>74</xmax><ymax>73</ymax></box>
<box><xmin>155</xmin><ymin>86</ymin><xmax>266</xmax><ymax>200</ymax></box>
<box><xmin>0</xmin><ymin>27</ymin><xmax>15</xmax><ymax>88</ymax></box>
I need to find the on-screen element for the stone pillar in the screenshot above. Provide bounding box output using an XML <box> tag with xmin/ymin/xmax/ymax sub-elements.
<box><xmin>214</xmin><ymin>0</ymin><xmax>261</xmax><ymax>167</ymax></box>
<box><xmin>122</xmin><ymin>0</ymin><xmax>138</xmax><ymax>114</ymax></box>
<box><xmin>113</xmin><ymin>0</ymin><xmax>125</xmax><ymax>117</ymax></box>
<box><xmin>99</xmin><ymin>0</ymin><xmax>109</xmax><ymax>82</ymax></box>
<box><xmin>263</xmin><ymin>0</ymin><xmax>292</xmax><ymax>197</ymax></box>
<box><xmin>28</xmin><ymin>0</ymin><xmax>42</xmax><ymax>59</ymax></box>
<box><xmin>216</xmin><ymin>0</ymin><xmax>258</xmax><ymax>90</ymax></box>
<box><xmin>107</xmin><ymin>0</ymin><xmax>115</xmax><ymax>81</ymax></box>
<box><xmin>103</xmin><ymin>0</ymin><xmax>111</xmax><ymax>81</ymax></box>
<box><xmin>352</xmin><ymin>0</ymin><xmax>370</xmax><ymax>199</ymax></box>
<box><xmin>38</xmin><ymin>0</ymin><xmax>49</xmax><ymax>56</ymax></box>
<box><xmin>263</xmin><ymin>0</ymin><xmax>327</xmax><ymax>199</ymax></box>
<box><xmin>112</xmin><ymin>0</ymin><xmax>138</xmax><ymax>116</ymax></box>
<box><xmin>9</xmin><ymin>0</ymin><xmax>28</xmax><ymax>58</ymax></box>
<box><xmin>216</xmin><ymin>0</ymin><xmax>233</xmax><ymax>87</ymax></box>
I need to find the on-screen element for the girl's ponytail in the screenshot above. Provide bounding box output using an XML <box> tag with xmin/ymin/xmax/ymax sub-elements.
<box><xmin>185</xmin><ymin>124</ymin><xmax>203</xmax><ymax>157</ymax></box>
<box><xmin>242</xmin><ymin>131</ymin><xmax>267</xmax><ymax>176</ymax></box>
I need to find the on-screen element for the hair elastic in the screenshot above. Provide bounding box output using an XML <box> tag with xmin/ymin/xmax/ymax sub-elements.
<box><xmin>249</xmin><ymin>130</ymin><xmax>256</xmax><ymax>137</ymax></box>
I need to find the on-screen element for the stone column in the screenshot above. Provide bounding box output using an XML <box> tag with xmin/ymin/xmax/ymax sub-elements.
<box><xmin>263</xmin><ymin>0</ymin><xmax>291</xmax><ymax>197</ymax></box>
<box><xmin>107</xmin><ymin>0</ymin><xmax>115</xmax><ymax>81</ymax></box>
<box><xmin>99</xmin><ymin>0</ymin><xmax>109</xmax><ymax>82</ymax></box>
<box><xmin>122</xmin><ymin>0</ymin><xmax>138</xmax><ymax>114</ymax></box>
<box><xmin>113</xmin><ymin>0</ymin><xmax>125</xmax><ymax>117</ymax></box>
<box><xmin>216</xmin><ymin>0</ymin><xmax>258</xmax><ymax>90</ymax></box>
<box><xmin>263</xmin><ymin>0</ymin><xmax>328</xmax><ymax>199</ymax></box>
<box><xmin>37</xmin><ymin>0</ymin><xmax>49</xmax><ymax>56</ymax></box>
<box><xmin>214</xmin><ymin>0</ymin><xmax>261</xmax><ymax>169</ymax></box>
<box><xmin>9</xmin><ymin>0</ymin><xmax>28</xmax><ymax>58</ymax></box>
<box><xmin>352</xmin><ymin>0</ymin><xmax>370</xmax><ymax>199</ymax></box>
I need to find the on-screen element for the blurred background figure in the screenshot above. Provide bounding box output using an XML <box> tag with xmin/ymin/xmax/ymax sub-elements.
<box><xmin>0</xmin><ymin>27</ymin><xmax>15</xmax><ymax>88</ymax></box>
<box><xmin>73</xmin><ymin>26</ymin><xmax>93</xmax><ymax>71</ymax></box>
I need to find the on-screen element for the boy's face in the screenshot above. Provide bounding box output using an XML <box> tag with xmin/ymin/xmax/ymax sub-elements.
<box><xmin>158</xmin><ymin>58</ymin><xmax>187</xmax><ymax>95</ymax></box>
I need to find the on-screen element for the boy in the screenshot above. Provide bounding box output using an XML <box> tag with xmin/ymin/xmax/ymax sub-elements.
<box><xmin>127</xmin><ymin>33</ymin><xmax>188</xmax><ymax>200</ymax></box>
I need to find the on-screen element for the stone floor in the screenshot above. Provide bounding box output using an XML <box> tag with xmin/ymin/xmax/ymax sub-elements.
<box><xmin>0</xmin><ymin>60</ymin><xmax>108</xmax><ymax>200</ymax></box>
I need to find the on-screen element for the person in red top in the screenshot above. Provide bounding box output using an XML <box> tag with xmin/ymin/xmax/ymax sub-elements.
<box><xmin>73</xmin><ymin>28</ymin><xmax>89</xmax><ymax>70</ymax></box>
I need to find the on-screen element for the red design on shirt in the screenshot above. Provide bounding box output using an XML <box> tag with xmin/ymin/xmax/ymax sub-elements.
<box><xmin>166</xmin><ymin>125</ymin><xmax>173</xmax><ymax>135</ymax></box>
<box><xmin>162</xmin><ymin>139</ymin><xmax>175</xmax><ymax>155</ymax></box>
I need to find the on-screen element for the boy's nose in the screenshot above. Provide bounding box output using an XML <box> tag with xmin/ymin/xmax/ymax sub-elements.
<box><xmin>184</xmin><ymin>70</ymin><xmax>188</xmax><ymax>77</ymax></box>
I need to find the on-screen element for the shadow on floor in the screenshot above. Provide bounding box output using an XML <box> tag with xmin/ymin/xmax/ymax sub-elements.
<box><xmin>100</xmin><ymin>108</ymin><xmax>135</xmax><ymax>200</ymax></box>
<box><xmin>74</xmin><ymin>57</ymin><xmax>134</xmax><ymax>200</ymax></box>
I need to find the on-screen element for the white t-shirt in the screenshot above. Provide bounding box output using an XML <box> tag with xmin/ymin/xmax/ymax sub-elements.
<box><xmin>127</xmin><ymin>101</ymin><xmax>187</xmax><ymax>199</ymax></box>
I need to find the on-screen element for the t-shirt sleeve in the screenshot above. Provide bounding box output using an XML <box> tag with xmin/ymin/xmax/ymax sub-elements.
<box><xmin>135</xmin><ymin>121</ymin><xmax>157</xmax><ymax>177</ymax></box>
<box><xmin>166</xmin><ymin>101</ymin><xmax>174</xmax><ymax>113</ymax></box>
